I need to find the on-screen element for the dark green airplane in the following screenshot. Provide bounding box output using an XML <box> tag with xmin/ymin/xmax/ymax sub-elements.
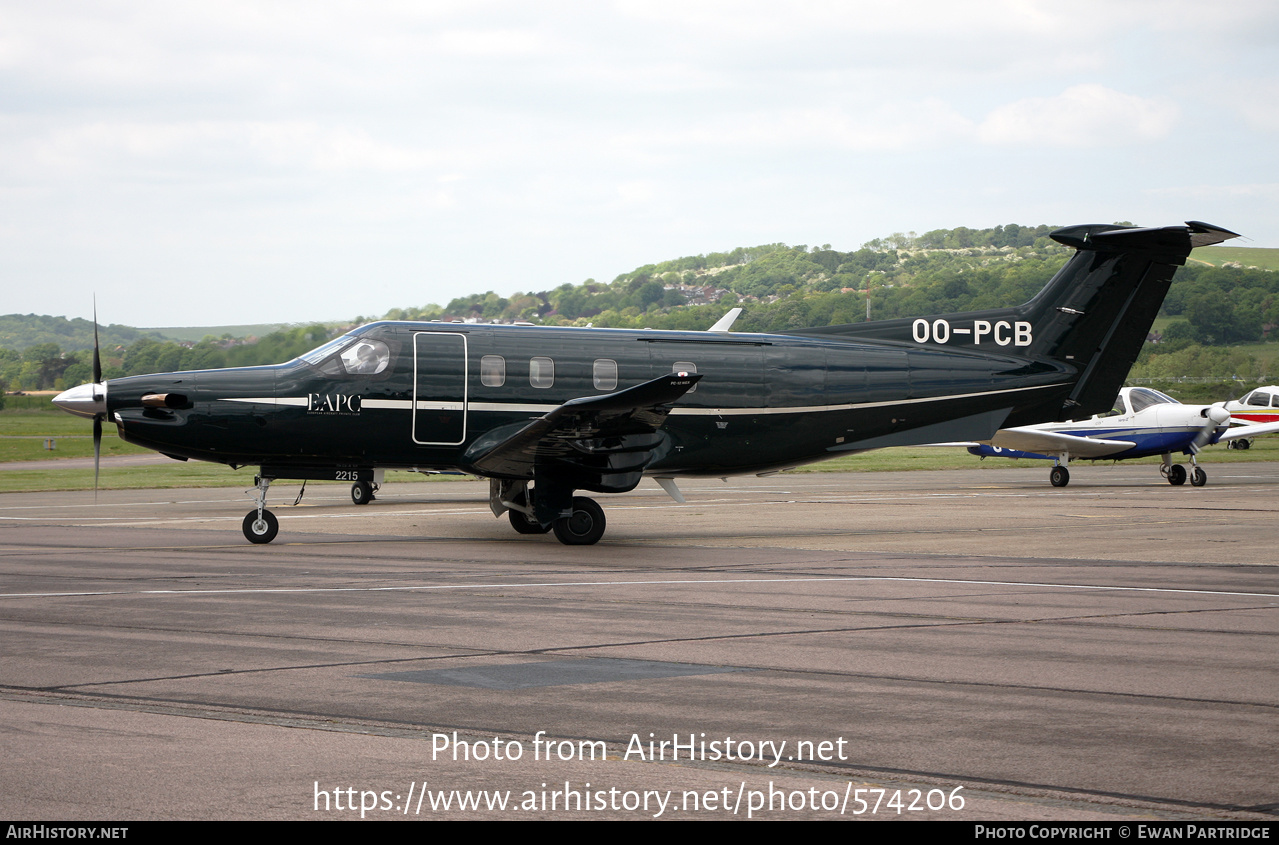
<box><xmin>53</xmin><ymin>221</ymin><xmax>1236</xmax><ymax>546</ymax></box>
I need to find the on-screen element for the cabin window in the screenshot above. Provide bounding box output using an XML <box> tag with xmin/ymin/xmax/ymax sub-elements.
<box><xmin>481</xmin><ymin>355</ymin><xmax>505</xmax><ymax>387</ymax></box>
<box><xmin>530</xmin><ymin>357</ymin><xmax>555</xmax><ymax>388</ymax></box>
<box><xmin>339</xmin><ymin>339</ymin><xmax>390</xmax><ymax>376</ymax></box>
<box><xmin>1246</xmin><ymin>391</ymin><xmax>1273</xmax><ymax>407</ymax></box>
<box><xmin>593</xmin><ymin>359</ymin><xmax>618</xmax><ymax>391</ymax></box>
<box><xmin>672</xmin><ymin>361</ymin><xmax>697</xmax><ymax>393</ymax></box>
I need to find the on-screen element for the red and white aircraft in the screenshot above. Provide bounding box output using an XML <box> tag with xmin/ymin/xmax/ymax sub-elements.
<box><xmin>1223</xmin><ymin>386</ymin><xmax>1279</xmax><ymax>450</ymax></box>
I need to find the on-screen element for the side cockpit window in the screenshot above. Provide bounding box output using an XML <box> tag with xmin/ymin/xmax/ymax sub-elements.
<box><xmin>297</xmin><ymin>335</ymin><xmax>392</xmax><ymax>377</ymax></box>
<box><xmin>340</xmin><ymin>340</ymin><xmax>391</xmax><ymax>375</ymax></box>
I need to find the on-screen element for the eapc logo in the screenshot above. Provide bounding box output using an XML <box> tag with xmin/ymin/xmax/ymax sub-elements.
<box><xmin>307</xmin><ymin>393</ymin><xmax>362</xmax><ymax>414</ymax></box>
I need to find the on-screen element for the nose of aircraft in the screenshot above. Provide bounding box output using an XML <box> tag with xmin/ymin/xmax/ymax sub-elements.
<box><xmin>52</xmin><ymin>382</ymin><xmax>107</xmax><ymax>419</ymax></box>
<box><xmin>1205</xmin><ymin>405</ymin><xmax>1231</xmax><ymax>426</ymax></box>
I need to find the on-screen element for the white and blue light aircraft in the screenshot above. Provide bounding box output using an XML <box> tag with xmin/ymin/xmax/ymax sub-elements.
<box><xmin>963</xmin><ymin>386</ymin><xmax>1279</xmax><ymax>487</ymax></box>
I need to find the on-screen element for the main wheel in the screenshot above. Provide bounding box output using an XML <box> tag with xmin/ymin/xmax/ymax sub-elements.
<box><xmin>1168</xmin><ymin>464</ymin><xmax>1187</xmax><ymax>486</ymax></box>
<box><xmin>506</xmin><ymin>491</ymin><xmax>550</xmax><ymax>534</ymax></box>
<box><xmin>1191</xmin><ymin>467</ymin><xmax>1207</xmax><ymax>487</ymax></box>
<box><xmin>351</xmin><ymin>481</ymin><xmax>374</xmax><ymax>505</ymax></box>
<box><xmin>552</xmin><ymin>497</ymin><xmax>606</xmax><ymax>546</ymax></box>
<box><xmin>509</xmin><ymin>506</ymin><xmax>551</xmax><ymax>534</ymax></box>
<box><xmin>1049</xmin><ymin>466</ymin><xmax>1070</xmax><ymax>487</ymax></box>
<box><xmin>242</xmin><ymin>510</ymin><xmax>279</xmax><ymax>544</ymax></box>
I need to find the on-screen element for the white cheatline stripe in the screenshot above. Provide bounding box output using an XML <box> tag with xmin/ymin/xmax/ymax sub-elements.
<box><xmin>214</xmin><ymin>382</ymin><xmax>1071</xmax><ymax>418</ymax></box>
<box><xmin>1</xmin><ymin>574</ymin><xmax>1275</xmax><ymax>601</ymax></box>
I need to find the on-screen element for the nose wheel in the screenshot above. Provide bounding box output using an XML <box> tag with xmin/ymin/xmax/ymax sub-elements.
<box><xmin>242</xmin><ymin>474</ymin><xmax>279</xmax><ymax>544</ymax></box>
<box><xmin>242</xmin><ymin>510</ymin><xmax>279</xmax><ymax>544</ymax></box>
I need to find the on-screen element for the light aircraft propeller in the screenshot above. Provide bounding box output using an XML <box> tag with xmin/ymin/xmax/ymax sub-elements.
<box><xmin>1190</xmin><ymin>403</ymin><xmax>1231</xmax><ymax>454</ymax></box>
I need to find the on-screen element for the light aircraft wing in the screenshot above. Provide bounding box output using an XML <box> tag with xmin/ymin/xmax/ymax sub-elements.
<box><xmin>1216</xmin><ymin>420</ymin><xmax>1279</xmax><ymax>442</ymax></box>
<box><xmin>464</xmin><ymin>372</ymin><xmax>701</xmax><ymax>478</ymax></box>
<box><xmin>988</xmin><ymin>427</ymin><xmax>1135</xmax><ymax>459</ymax></box>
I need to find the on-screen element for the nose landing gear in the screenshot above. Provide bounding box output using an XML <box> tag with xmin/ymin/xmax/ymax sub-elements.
<box><xmin>242</xmin><ymin>475</ymin><xmax>279</xmax><ymax>544</ymax></box>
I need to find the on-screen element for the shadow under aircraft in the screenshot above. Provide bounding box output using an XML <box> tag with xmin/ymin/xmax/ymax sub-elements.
<box><xmin>54</xmin><ymin>221</ymin><xmax>1237</xmax><ymax>545</ymax></box>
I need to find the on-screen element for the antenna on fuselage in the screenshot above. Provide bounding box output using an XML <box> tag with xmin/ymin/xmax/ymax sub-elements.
<box><xmin>706</xmin><ymin>307</ymin><xmax>742</xmax><ymax>333</ymax></box>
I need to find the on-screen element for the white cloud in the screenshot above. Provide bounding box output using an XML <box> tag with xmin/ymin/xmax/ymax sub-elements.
<box><xmin>977</xmin><ymin>85</ymin><xmax>1180</xmax><ymax>147</ymax></box>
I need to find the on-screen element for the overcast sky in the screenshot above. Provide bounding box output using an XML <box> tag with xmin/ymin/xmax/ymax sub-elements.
<box><xmin>2</xmin><ymin>1</ymin><xmax>1277</xmax><ymax>328</ymax></box>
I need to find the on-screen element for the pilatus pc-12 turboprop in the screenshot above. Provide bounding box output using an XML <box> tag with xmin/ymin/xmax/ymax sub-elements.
<box><xmin>54</xmin><ymin>221</ymin><xmax>1237</xmax><ymax>546</ymax></box>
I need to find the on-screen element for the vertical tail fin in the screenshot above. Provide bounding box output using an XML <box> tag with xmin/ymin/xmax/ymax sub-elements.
<box><xmin>797</xmin><ymin>221</ymin><xmax>1239</xmax><ymax>419</ymax></box>
<box><xmin>1018</xmin><ymin>221</ymin><xmax>1238</xmax><ymax>416</ymax></box>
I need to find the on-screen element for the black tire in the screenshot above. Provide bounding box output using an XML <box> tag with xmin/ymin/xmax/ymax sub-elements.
<box><xmin>351</xmin><ymin>481</ymin><xmax>374</xmax><ymax>505</ymax></box>
<box><xmin>509</xmin><ymin>507</ymin><xmax>551</xmax><ymax>534</ymax></box>
<box><xmin>552</xmin><ymin>497</ymin><xmax>606</xmax><ymax>546</ymax></box>
<box><xmin>1191</xmin><ymin>467</ymin><xmax>1207</xmax><ymax>487</ymax></box>
<box><xmin>1168</xmin><ymin>464</ymin><xmax>1187</xmax><ymax>486</ymax></box>
<box><xmin>506</xmin><ymin>491</ymin><xmax>550</xmax><ymax>534</ymax></box>
<box><xmin>242</xmin><ymin>510</ymin><xmax>279</xmax><ymax>544</ymax></box>
<box><xmin>1240</xmin><ymin>439</ymin><xmax>1252</xmax><ymax>450</ymax></box>
<box><xmin>1050</xmin><ymin>466</ymin><xmax>1070</xmax><ymax>488</ymax></box>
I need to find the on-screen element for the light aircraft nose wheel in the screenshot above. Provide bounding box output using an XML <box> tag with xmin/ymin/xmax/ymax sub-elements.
<box><xmin>351</xmin><ymin>481</ymin><xmax>375</xmax><ymax>505</ymax></box>
<box><xmin>1049</xmin><ymin>466</ymin><xmax>1070</xmax><ymax>487</ymax></box>
<box><xmin>1167</xmin><ymin>464</ymin><xmax>1187</xmax><ymax>486</ymax></box>
<box><xmin>552</xmin><ymin>497</ymin><xmax>606</xmax><ymax>545</ymax></box>
<box><xmin>242</xmin><ymin>510</ymin><xmax>279</xmax><ymax>544</ymax></box>
<box><xmin>1191</xmin><ymin>467</ymin><xmax>1207</xmax><ymax>487</ymax></box>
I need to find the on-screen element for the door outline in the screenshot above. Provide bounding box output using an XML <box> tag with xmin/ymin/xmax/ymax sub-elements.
<box><xmin>412</xmin><ymin>332</ymin><xmax>468</xmax><ymax>446</ymax></box>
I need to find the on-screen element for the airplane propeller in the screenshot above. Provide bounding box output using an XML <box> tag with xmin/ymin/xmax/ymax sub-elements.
<box><xmin>92</xmin><ymin>303</ymin><xmax>102</xmax><ymax>496</ymax></box>
<box><xmin>50</xmin><ymin>302</ymin><xmax>108</xmax><ymax>498</ymax></box>
<box><xmin>1190</xmin><ymin>403</ymin><xmax>1231</xmax><ymax>453</ymax></box>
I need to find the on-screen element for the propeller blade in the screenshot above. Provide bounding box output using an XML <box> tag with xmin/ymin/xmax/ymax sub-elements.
<box><xmin>92</xmin><ymin>414</ymin><xmax>102</xmax><ymax>499</ymax></box>
<box><xmin>91</xmin><ymin>299</ymin><xmax>104</xmax><ymax>499</ymax></box>
<box><xmin>92</xmin><ymin>299</ymin><xmax>102</xmax><ymax>385</ymax></box>
<box><xmin>1190</xmin><ymin>404</ymin><xmax>1231</xmax><ymax>453</ymax></box>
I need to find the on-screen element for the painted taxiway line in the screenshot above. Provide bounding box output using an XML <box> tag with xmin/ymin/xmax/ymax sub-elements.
<box><xmin>2</xmin><ymin>574</ymin><xmax>1276</xmax><ymax>601</ymax></box>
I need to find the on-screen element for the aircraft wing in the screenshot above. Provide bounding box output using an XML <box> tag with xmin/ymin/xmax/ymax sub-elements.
<box><xmin>1217</xmin><ymin>420</ymin><xmax>1279</xmax><ymax>442</ymax></box>
<box><xmin>464</xmin><ymin>372</ymin><xmax>701</xmax><ymax>478</ymax></box>
<box><xmin>987</xmin><ymin>427</ymin><xmax>1135</xmax><ymax>459</ymax></box>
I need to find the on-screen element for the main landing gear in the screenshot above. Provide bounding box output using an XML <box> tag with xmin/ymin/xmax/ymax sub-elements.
<box><xmin>551</xmin><ymin>497</ymin><xmax>606</xmax><ymax>546</ymax></box>
<box><xmin>507</xmin><ymin>491</ymin><xmax>551</xmax><ymax>535</ymax></box>
<box><xmin>350</xmin><ymin>480</ymin><xmax>377</xmax><ymax>505</ymax></box>
<box><xmin>1049</xmin><ymin>454</ymin><xmax>1209</xmax><ymax>488</ymax></box>
<box><xmin>1049</xmin><ymin>465</ymin><xmax>1070</xmax><ymax>487</ymax></box>
<box><xmin>492</xmin><ymin>481</ymin><xmax>608</xmax><ymax>546</ymax></box>
<box><xmin>243</xmin><ymin>476</ymin><xmax>279</xmax><ymax>544</ymax></box>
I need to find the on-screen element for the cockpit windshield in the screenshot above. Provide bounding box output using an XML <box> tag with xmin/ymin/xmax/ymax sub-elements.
<box><xmin>295</xmin><ymin>334</ymin><xmax>391</xmax><ymax>377</ymax></box>
<box><xmin>1127</xmin><ymin>387</ymin><xmax>1178</xmax><ymax>414</ymax></box>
